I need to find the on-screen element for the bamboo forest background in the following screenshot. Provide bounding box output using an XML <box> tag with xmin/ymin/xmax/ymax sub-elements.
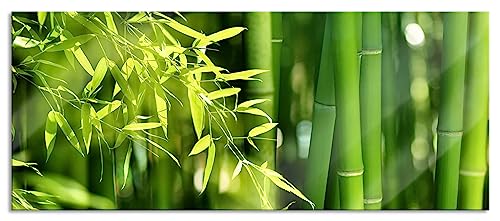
<box><xmin>11</xmin><ymin>12</ymin><xmax>489</xmax><ymax>210</ymax></box>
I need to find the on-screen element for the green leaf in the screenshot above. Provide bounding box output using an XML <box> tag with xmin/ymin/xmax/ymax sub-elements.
<box><xmin>44</xmin><ymin>111</ymin><xmax>57</xmax><ymax>161</ymax></box>
<box><xmin>112</xmin><ymin>58</ymin><xmax>135</xmax><ymax>97</ymax></box>
<box><xmin>207</xmin><ymin>88</ymin><xmax>240</xmax><ymax>100</ymax></box>
<box><xmin>161</xmin><ymin>16</ymin><xmax>206</xmax><ymax>40</ymax></box>
<box><xmin>198</xmin><ymin>27</ymin><xmax>246</xmax><ymax>47</ymax></box>
<box><xmin>121</xmin><ymin>145</ymin><xmax>132</xmax><ymax>190</ymax></box>
<box><xmin>13</xmin><ymin>36</ymin><xmax>40</xmax><ymax>48</ymax></box>
<box><xmin>154</xmin><ymin>86</ymin><xmax>168</xmax><ymax>136</ymax></box>
<box><xmin>188</xmin><ymin>89</ymin><xmax>204</xmax><ymax>139</ymax></box>
<box><xmin>46</xmin><ymin>34</ymin><xmax>94</xmax><ymax>52</ymax></box>
<box><xmin>37</xmin><ymin>12</ymin><xmax>47</xmax><ymax>26</ymax></box>
<box><xmin>36</xmin><ymin>59</ymin><xmax>68</xmax><ymax>70</ymax></box>
<box><xmin>72</xmin><ymin>47</ymin><xmax>94</xmax><ymax>76</ymax></box>
<box><xmin>188</xmin><ymin>134</ymin><xmax>211</xmax><ymax>156</ymax></box>
<box><xmin>123</xmin><ymin>122</ymin><xmax>162</xmax><ymax>131</ymax></box>
<box><xmin>81</xmin><ymin>103</ymin><xmax>92</xmax><ymax>154</ymax></box>
<box><xmin>262</xmin><ymin>168</ymin><xmax>314</xmax><ymax>209</ymax></box>
<box><xmin>249</xmin><ymin>123</ymin><xmax>278</xmax><ymax>137</ymax></box>
<box><xmin>96</xmin><ymin>100</ymin><xmax>121</xmax><ymax>120</ymax></box>
<box><xmin>53</xmin><ymin>111</ymin><xmax>84</xmax><ymax>156</ymax></box>
<box><xmin>247</xmin><ymin>137</ymin><xmax>259</xmax><ymax>151</ymax></box>
<box><xmin>127</xmin><ymin>12</ymin><xmax>148</xmax><ymax>23</ymax></box>
<box><xmin>237</xmin><ymin>99</ymin><xmax>269</xmax><ymax>109</ymax></box>
<box><xmin>84</xmin><ymin>57</ymin><xmax>108</xmax><ymax>96</ymax></box>
<box><xmin>201</xmin><ymin>140</ymin><xmax>215</xmax><ymax>194</ymax></box>
<box><xmin>12</xmin><ymin>159</ymin><xmax>42</xmax><ymax>176</ymax></box>
<box><xmin>237</xmin><ymin>108</ymin><xmax>272</xmax><ymax>122</ymax></box>
<box><xmin>219</xmin><ymin>69</ymin><xmax>268</xmax><ymax>81</ymax></box>
<box><xmin>108</xmin><ymin>60</ymin><xmax>137</xmax><ymax>105</ymax></box>
<box><xmin>89</xmin><ymin>104</ymin><xmax>102</xmax><ymax>132</ymax></box>
<box><xmin>232</xmin><ymin>161</ymin><xmax>243</xmax><ymax>180</ymax></box>
<box><xmin>103</xmin><ymin>12</ymin><xmax>118</xmax><ymax>33</ymax></box>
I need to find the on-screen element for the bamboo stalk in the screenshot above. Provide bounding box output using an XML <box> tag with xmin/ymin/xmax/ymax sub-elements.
<box><xmin>360</xmin><ymin>12</ymin><xmax>383</xmax><ymax>210</ymax></box>
<box><xmin>331</xmin><ymin>12</ymin><xmax>364</xmax><ymax>209</ymax></box>
<box><xmin>304</xmin><ymin>13</ymin><xmax>336</xmax><ymax>209</ymax></box>
<box><xmin>435</xmin><ymin>12</ymin><xmax>468</xmax><ymax>209</ymax></box>
<box><xmin>381</xmin><ymin>12</ymin><xmax>400</xmax><ymax>209</ymax></box>
<box><xmin>458</xmin><ymin>12</ymin><xmax>488</xmax><ymax>210</ymax></box>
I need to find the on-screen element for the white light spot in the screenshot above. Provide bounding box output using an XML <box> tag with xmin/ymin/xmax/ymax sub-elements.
<box><xmin>411</xmin><ymin>138</ymin><xmax>430</xmax><ymax>160</ymax></box>
<box><xmin>296</xmin><ymin>120</ymin><xmax>312</xmax><ymax>159</ymax></box>
<box><xmin>276</xmin><ymin>127</ymin><xmax>284</xmax><ymax>149</ymax></box>
<box><xmin>218</xmin><ymin>170</ymin><xmax>230</xmax><ymax>193</ymax></box>
<box><xmin>405</xmin><ymin>23</ymin><xmax>425</xmax><ymax>47</ymax></box>
<box><xmin>410</xmin><ymin>77</ymin><xmax>429</xmax><ymax>102</ymax></box>
<box><xmin>193</xmin><ymin>167</ymin><xmax>203</xmax><ymax>192</ymax></box>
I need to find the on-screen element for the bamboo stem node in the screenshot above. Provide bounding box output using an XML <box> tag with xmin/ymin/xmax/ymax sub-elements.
<box><xmin>364</xmin><ymin>197</ymin><xmax>383</xmax><ymax>205</ymax></box>
<box><xmin>437</xmin><ymin>130</ymin><xmax>463</xmax><ymax>137</ymax></box>
<box><xmin>337</xmin><ymin>169</ymin><xmax>364</xmax><ymax>177</ymax></box>
<box><xmin>358</xmin><ymin>48</ymin><xmax>383</xmax><ymax>56</ymax></box>
<box><xmin>459</xmin><ymin>170</ymin><xmax>486</xmax><ymax>177</ymax></box>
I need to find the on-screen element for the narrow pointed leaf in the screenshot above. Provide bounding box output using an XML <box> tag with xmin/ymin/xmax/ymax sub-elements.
<box><xmin>219</xmin><ymin>69</ymin><xmax>268</xmax><ymax>81</ymax></box>
<box><xmin>188</xmin><ymin>89</ymin><xmax>204</xmax><ymax>139</ymax></box>
<box><xmin>121</xmin><ymin>145</ymin><xmax>132</xmax><ymax>189</ymax></box>
<box><xmin>108</xmin><ymin>60</ymin><xmax>136</xmax><ymax>105</ymax></box>
<box><xmin>201</xmin><ymin>141</ymin><xmax>215</xmax><ymax>194</ymax></box>
<box><xmin>103</xmin><ymin>12</ymin><xmax>118</xmax><ymax>33</ymax></box>
<box><xmin>232</xmin><ymin>161</ymin><xmax>243</xmax><ymax>180</ymax></box>
<box><xmin>81</xmin><ymin>103</ymin><xmax>92</xmax><ymax>154</ymax></box>
<box><xmin>248</xmin><ymin>123</ymin><xmax>278</xmax><ymax>137</ymax></box>
<box><xmin>96</xmin><ymin>100</ymin><xmax>121</xmax><ymax>120</ymax></box>
<box><xmin>198</xmin><ymin>27</ymin><xmax>247</xmax><ymax>47</ymax></box>
<box><xmin>13</xmin><ymin>36</ymin><xmax>40</xmax><ymax>48</ymax></box>
<box><xmin>46</xmin><ymin>34</ymin><xmax>94</xmax><ymax>52</ymax></box>
<box><xmin>262</xmin><ymin>168</ymin><xmax>314</xmax><ymax>208</ymax></box>
<box><xmin>237</xmin><ymin>107</ymin><xmax>272</xmax><ymax>122</ymax></box>
<box><xmin>189</xmin><ymin>134</ymin><xmax>211</xmax><ymax>156</ymax></box>
<box><xmin>44</xmin><ymin>111</ymin><xmax>57</xmax><ymax>161</ymax></box>
<box><xmin>84</xmin><ymin>57</ymin><xmax>108</xmax><ymax>96</ymax></box>
<box><xmin>53</xmin><ymin>111</ymin><xmax>84</xmax><ymax>156</ymax></box>
<box><xmin>89</xmin><ymin>104</ymin><xmax>102</xmax><ymax>132</ymax></box>
<box><xmin>162</xmin><ymin>17</ymin><xmax>206</xmax><ymax>40</ymax></box>
<box><xmin>154</xmin><ymin>86</ymin><xmax>168</xmax><ymax>136</ymax></box>
<box><xmin>37</xmin><ymin>12</ymin><xmax>47</xmax><ymax>26</ymax></box>
<box><xmin>72</xmin><ymin>47</ymin><xmax>94</xmax><ymax>76</ymax></box>
<box><xmin>207</xmin><ymin>88</ymin><xmax>241</xmax><ymax>100</ymax></box>
<box><xmin>123</xmin><ymin>122</ymin><xmax>162</xmax><ymax>131</ymax></box>
<box><xmin>127</xmin><ymin>12</ymin><xmax>148</xmax><ymax>23</ymax></box>
<box><xmin>237</xmin><ymin>99</ymin><xmax>269</xmax><ymax>109</ymax></box>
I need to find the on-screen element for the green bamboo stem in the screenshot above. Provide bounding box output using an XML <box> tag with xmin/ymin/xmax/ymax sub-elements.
<box><xmin>272</xmin><ymin>12</ymin><xmax>283</xmax><ymax>116</ymax></box>
<box><xmin>381</xmin><ymin>13</ymin><xmax>401</xmax><ymax>209</ymax></box>
<box><xmin>331</xmin><ymin>12</ymin><xmax>364</xmax><ymax>209</ymax></box>
<box><xmin>458</xmin><ymin>12</ymin><xmax>488</xmax><ymax>210</ymax></box>
<box><xmin>304</xmin><ymin>13</ymin><xmax>335</xmax><ymax>209</ymax></box>
<box><xmin>360</xmin><ymin>12</ymin><xmax>382</xmax><ymax>210</ymax></box>
<box><xmin>435</xmin><ymin>12</ymin><xmax>468</xmax><ymax>209</ymax></box>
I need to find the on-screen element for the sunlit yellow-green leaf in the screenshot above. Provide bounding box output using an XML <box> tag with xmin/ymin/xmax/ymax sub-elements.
<box><xmin>44</xmin><ymin>111</ymin><xmax>57</xmax><ymax>161</ymax></box>
<box><xmin>232</xmin><ymin>161</ymin><xmax>243</xmax><ymax>180</ymax></box>
<box><xmin>13</xmin><ymin>36</ymin><xmax>40</xmax><ymax>48</ymax></box>
<box><xmin>219</xmin><ymin>69</ymin><xmax>268</xmax><ymax>81</ymax></box>
<box><xmin>247</xmin><ymin>137</ymin><xmax>259</xmax><ymax>151</ymax></box>
<box><xmin>46</xmin><ymin>34</ymin><xmax>94</xmax><ymax>52</ymax></box>
<box><xmin>81</xmin><ymin>103</ymin><xmax>92</xmax><ymax>154</ymax></box>
<box><xmin>188</xmin><ymin>89</ymin><xmax>204</xmax><ymax>139</ymax></box>
<box><xmin>108</xmin><ymin>60</ymin><xmax>137</xmax><ymax>105</ymax></box>
<box><xmin>248</xmin><ymin>123</ymin><xmax>278</xmax><ymax>137</ymax></box>
<box><xmin>207</xmin><ymin>88</ymin><xmax>241</xmax><ymax>100</ymax></box>
<box><xmin>37</xmin><ymin>12</ymin><xmax>47</xmax><ymax>26</ymax></box>
<box><xmin>123</xmin><ymin>122</ymin><xmax>162</xmax><ymax>131</ymax></box>
<box><xmin>154</xmin><ymin>86</ymin><xmax>168</xmax><ymax>136</ymax></box>
<box><xmin>201</xmin><ymin>141</ymin><xmax>215</xmax><ymax>194</ymax></box>
<box><xmin>96</xmin><ymin>100</ymin><xmax>121</xmax><ymax>120</ymax></box>
<box><xmin>237</xmin><ymin>99</ymin><xmax>269</xmax><ymax>109</ymax></box>
<box><xmin>103</xmin><ymin>12</ymin><xmax>118</xmax><ymax>33</ymax></box>
<box><xmin>53</xmin><ymin>111</ymin><xmax>84</xmax><ymax>156</ymax></box>
<box><xmin>89</xmin><ymin>104</ymin><xmax>102</xmax><ymax>132</ymax></box>
<box><xmin>237</xmin><ymin>107</ymin><xmax>272</xmax><ymax>122</ymax></box>
<box><xmin>127</xmin><ymin>12</ymin><xmax>148</xmax><ymax>23</ymax></box>
<box><xmin>198</xmin><ymin>27</ymin><xmax>246</xmax><ymax>47</ymax></box>
<box><xmin>84</xmin><ymin>57</ymin><xmax>108</xmax><ymax>96</ymax></box>
<box><xmin>189</xmin><ymin>134</ymin><xmax>211</xmax><ymax>156</ymax></box>
<box><xmin>113</xmin><ymin>58</ymin><xmax>135</xmax><ymax>97</ymax></box>
<box><xmin>121</xmin><ymin>145</ymin><xmax>132</xmax><ymax>189</ymax></box>
<box><xmin>72</xmin><ymin>47</ymin><xmax>94</xmax><ymax>76</ymax></box>
<box><xmin>161</xmin><ymin>16</ymin><xmax>206</xmax><ymax>40</ymax></box>
<box><xmin>262</xmin><ymin>168</ymin><xmax>314</xmax><ymax>209</ymax></box>
<box><xmin>12</xmin><ymin>159</ymin><xmax>42</xmax><ymax>176</ymax></box>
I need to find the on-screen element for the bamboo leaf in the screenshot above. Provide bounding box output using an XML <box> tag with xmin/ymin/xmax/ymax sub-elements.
<box><xmin>108</xmin><ymin>60</ymin><xmax>137</xmax><ymax>105</ymax></box>
<box><xmin>12</xmin><ymin>159</ymin><xmax>42</xmax><ymax>176</ymax></box>
<box><xmin>188</xmin><ymin>134</ymin><xmax>211</xmax><ymax>156</ymax></box>
<box><xmin>219</xmin><ymin>69</ymin><xmax>268</xmax><ymax>81</ymax></box>
<box><xmin>72</xmin><ymin>47</ymin><xmax>94</xmax><ymax>76</ymax></box>
<box><xmin>237</xmin><ymin>99</ymin><xmax>269</xmax><ymax>109</ymax></box>
<box><xmin>237</xmin><ymin>107</ymin><xmax>272</xmax><ymax>122</ymax></box>
<box><xmin>161</xmin><ymin>17</ymin><xmax>206</xmax><ymax>40</ymax></box>
<box><xmin>188</xmin><ymin>89</ymin><xmax>204</xmax><ymax>139</ymax></box>
<box><xmin>198</xmin><ymin>27</ymin><xmax>246</xmax><ymax>47</ymax></box>
<box><xmin>36</xmin><ymin>59</ymin><xmax>68</xmax><ymax>70</ymax></box>
<box><xmin>44</xmin><ymin>111</ymin><xmax>57</xmax><ymax>161</ymax></box>
<box><xmin>207</xmin><ymin>88</ymin><xmax>241</xmax><ymax>100</ymax></box>
<box><xmin>247</xmin><ymin>137</ymin><xmax>259</xmax><ymax>151</ymax></box>
<box><xmin>96</xmin><ymin>100</ymin><xmax>121</xmax><ymax>120</ymax></box>
<box><xmin>89</xmin><ymin>104</ymin><xmax>102</xmax><ymax>132</ymax></box>
<box><xmin>84</xmin><ymin>57</ymin><xmax>108</xmax><ymax>96</ymax></box>
<box><xmin>154</xmin><ymin>86</ymin><xmax>168</xmax><ymax>136</ymax></box>
<box><xmin>13</xmin><ymin>36</ymin><xmax>40</xmax><ymax>48</ymax></box>
<box><xmin>248</xmin><ymin>123</ymin><xmax>278</xmax><ymax>137</ymax></box>
<box><xmin>262</xmin><ymin>168</ymin><xmax>314</xmax><ymax>208</ymax></box>
<box><xmin>136</xmin><ymin>134</ymin><xmax>180</xmax><ymax>167</ymax></box>
<box><xmin>121</xmin><ymin>145</ymin><xmax>132</xmax><ymax>190</ymax></box>
<box><xmin>53</xmin><ymin>111</ymin><xmax>84</xmax><ymax>156</ymax></box>
<box><xmin>37</xmin><ymin>12</ymin><xmax>47</xmax><ymax>26</ymax></box>
<box><xmin>232</xmin><ymin>161</ymin><xmax>243</xmax><ymax>180</ymax></box>
<box><xmin>201</xmin><ymin>140</ymin><xmax>215</xmax><ymax>194</ymax></box>
<box><xmin>81</xmin><ymin>103</ymin><xmax>92</xmax><ymax>154</ymax></box>
<box><xmin>127</xmin><ymin>12</ymin><xmax>148</xmax><ymax>23</ymax></box>
<box><xmin>112</xmin><ymin>58</ymin><xmax>135</xmax><ymax>97</ymax></box>
<box><xmin>46</xmin><ymin>34</ymin><xmax>94</xmax><ymax>52</ymax></box>
<box><xmin>103</xmin><ymin>12</ymin><xmax>118</xmax><ymax>33</ymax></box>
<box><xmin>123</xmin><ymin>122</ymin><xmax>162</xmax><ymax>131</ymax></box>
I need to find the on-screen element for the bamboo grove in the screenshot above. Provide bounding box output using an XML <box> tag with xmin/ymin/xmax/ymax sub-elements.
<box><xmin>11</xmin><ymin>12</ymin><xmax>488</xmax><ymax>210</ymax></box>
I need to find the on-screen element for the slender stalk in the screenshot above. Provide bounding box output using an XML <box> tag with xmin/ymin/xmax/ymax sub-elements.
<box><xmin>331</xmin><ymin>12</ymin><xmax>364</xmax><ymax>209</ymax></box>
<box><xmin>458</xmin><ymin>12</ymin><xmax>488</xmax><ymax>209</ymax></box>
<box><xmin>243</xmin><ymin>12</ymin><xmax>276</xmax><ymax>207</ymax></box>
<box><xmin>360</xmin><ymin>12</ymin><xmax>382</xmax><ymax>210</ymax></box>
<box><xmin>435</xmin><ymin>12</ymin><xmax>468</xmax><ymax>209</ymax></box>
<box><xmin>304</xmin><ymin>13</ymin><xmax>336</xmax><ymax>209</ymax></box>
<box><xmin>381</xmin><ymin>12</ymin><xmax>400</xmax><ymax>209</ymax></box>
